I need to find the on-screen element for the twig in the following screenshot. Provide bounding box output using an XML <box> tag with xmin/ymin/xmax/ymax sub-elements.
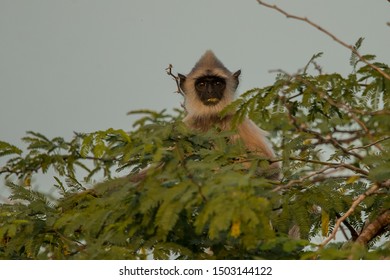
<box><xmin>335</xmin><ymin>212</ymin><xmax>359</xmax><ymax>241</ymax></box>
<box><xmin>339</xmin><ymin>225</ymin><xmax>349</xmax><ymax>241</ymax></box>
<box><xmin>165</xmin><ymin>64</ymin><xmax>187</xmax><ymax>112</ymax></box>
<box><xmin>289</xmin><ymin>156</ymin><xmax>369</xmax><ymax>177</ymax></box>
<box><xmin>276</xmin><ymin>68</ymin><xmax>381</xmax><ymax>151</ymax></box>
<box><xmin>165</xmin><ymin>64</ymin><xmax>185</xmax><ymax>97</ymax></box>
<box><xmin>282</xmin><ymin>92</ymin><xmax>366</xmax><ymax>160</ymax></box>
<box><xmin>320</xmin><ymin>183</ymin><xmax>380</xmax><ymax>247</ymax></box>
<box><xmin>273</xmin><ymin>165</ymin><xmax>335</xmax><ymax>192</ymax></box>
<box><xmin>256</xmin><ymin>0</ymin><xmax>390</xmax><ymax>81</ymax></box>
<box><xmin>348</xmin><ymin>136</ymin><xmax>390</xmax><ymax>152</ymax></box>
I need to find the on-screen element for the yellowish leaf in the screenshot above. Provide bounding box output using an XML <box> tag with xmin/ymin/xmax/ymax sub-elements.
<box><xmin>321</xmin><ymin>210</ymin><xmax>330</xmax><ymax>236</ymax></box>
<box><xmin>24</xmin><ymin>173</ymin><xmax>31</xmax><ymax>188</ymax></box>
<box><xmin>346</xmin><ymin>175</ymin><xmax>360</xmax><ymax>184</ymax></box>
<box><xmin>230</xmin><ymin>220</ymin><xmax>241</xmax><ymax>238</ymax></box>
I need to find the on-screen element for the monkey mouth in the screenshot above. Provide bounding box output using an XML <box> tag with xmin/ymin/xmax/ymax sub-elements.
<box><xmin>205</xmin><ymin>97</ymin><xmax>220</xmax><ymax>105</ymax></box>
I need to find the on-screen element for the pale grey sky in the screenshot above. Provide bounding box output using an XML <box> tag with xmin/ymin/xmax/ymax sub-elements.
<box><xmin>0</xmin><ymin>0</ymin><xmax>389</xmax><ymax>192</ymax></box>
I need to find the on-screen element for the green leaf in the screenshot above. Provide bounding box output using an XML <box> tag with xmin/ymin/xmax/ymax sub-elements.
<box><xmin>0</xmin><ymin>140</ymin><xmax>22</xmax><ymax>157</ymax></box>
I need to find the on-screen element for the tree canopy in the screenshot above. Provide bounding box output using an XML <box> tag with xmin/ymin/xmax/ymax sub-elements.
<box><xmin>1</xmin><ymin>41</ymin><xmax>389</xmax><ymax>259</ymax></box>
<box><xmin>1</xmin><ymin>0</ymin><xmax>390</xmax><ymax>259</ymax></box>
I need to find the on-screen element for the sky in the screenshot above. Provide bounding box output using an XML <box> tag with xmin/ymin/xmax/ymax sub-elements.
<box><xmin>0</xmin><ymin>0</ymin><xmax>389</xmax><ymax>195</ymax></box>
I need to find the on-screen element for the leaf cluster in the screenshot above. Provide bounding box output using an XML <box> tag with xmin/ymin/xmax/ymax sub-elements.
<box><xmin>1</xmin><ymin>48</ymin><xmax>390</xmax><ymax>259</ymax></box>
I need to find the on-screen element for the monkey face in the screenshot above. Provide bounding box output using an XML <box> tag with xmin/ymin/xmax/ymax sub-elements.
<box><xmin>194</xmin><ymin>75</ymin><xmax>226</xmax><ymax>106</ymax></box>
<box><xmin>177</xmin><ymin>51</ymin><xmax>241</xmax><ymax>115</ymax></box>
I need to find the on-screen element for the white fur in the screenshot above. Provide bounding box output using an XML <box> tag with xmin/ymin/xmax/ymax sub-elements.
<box><xmin>181</xmin><ymin>50</ymin><xmax>279</xmax><ymax>177</ymax></box>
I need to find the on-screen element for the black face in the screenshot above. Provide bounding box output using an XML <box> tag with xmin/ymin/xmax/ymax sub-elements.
<box><xmin>195</xmin><ymin>76</ymin><xmax>226</xmax><ymax>106</ymax></box>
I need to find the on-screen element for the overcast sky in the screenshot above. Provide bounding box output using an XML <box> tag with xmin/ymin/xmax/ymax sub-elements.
<box><xmin>0</xmin><ymin>0</ymin><xmax>389</xmax><ymax>195</ymax></box>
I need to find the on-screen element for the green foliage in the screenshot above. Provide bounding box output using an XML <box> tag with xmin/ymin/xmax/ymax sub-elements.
<box><xmin>1</xmin><ymin>50</ymin><xmax>390</xmax><ymax>259</ymax></box>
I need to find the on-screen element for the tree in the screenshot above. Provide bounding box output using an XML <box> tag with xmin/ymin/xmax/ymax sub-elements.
<box><xmin>1</xmin><ymin>2</ymin><xmax>389</xmax><ymax>260</ymax></box>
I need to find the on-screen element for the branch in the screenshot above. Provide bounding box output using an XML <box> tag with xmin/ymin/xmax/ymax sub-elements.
<box><xmin>166</xmin><ymin>64</ymin><xmax>186</xmax><ymax>112</ymax></box>
<box><xmin>273</xmin><ymin>165</ymin><xmax>335</xmax><ymax>192</ymax></box>
<box><xmin>282</xmin><ymin>95</ymin><xmax>366</xmax><ymax>160</ymax></box>
<box><xmin>256</xmin><ymin>0</ymin><xmax>390</xmax><ymax>81</ymax></box>
<box><xmin>335</xmin><ymin>212</ymin><xmax>359</xmax><ymax>241</ymax></box>
<box><xmin>356</xmin><ymin>209</ymin><xmax>390</xmax><ymax>245</ymax></box>
<box><xmin>289</xmin><ymin>157</ymin><xmax>369</xmax><ymax>177</ymax></box>
<box><xmin>348</xmin><ymin>136</ymin><xmax>390</xmax><ymax>152</ymax></box>
<box><xmin>320</xmin><ymin>183</ymin><xmax>380</xmax><ymax>247</ymax></box>
<box><xmin>276</xmin><ymin>68</ymin><xmax>381</xmax><ymax>151</ymax></box>
<box><xmin>0</xmin><ymin>153</ymin><xmax>120</xmax><ymax>179</ymax></box>
<box><xmin>165</xmin><ymin>64</ymin><xmax>185</xmax><ymax>97</ymax></box>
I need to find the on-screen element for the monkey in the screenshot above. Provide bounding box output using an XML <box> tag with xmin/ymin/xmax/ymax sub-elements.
<box><xmin>130</xmin><ymin>51</ymin><xmax>279</xmax><ymax>181</ymax></box>
<box><xmin>131</xmin><ymin>51</ymin><xmax>293</xmax><ymax>241</ymax></box>
<box><xmin>178</xmin><ymin>50</ymin><xmax>280</xmax><ymax>179</ymax></box>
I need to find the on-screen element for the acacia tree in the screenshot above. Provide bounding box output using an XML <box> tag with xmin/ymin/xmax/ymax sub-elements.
<box><xmin>0</xmin><ymin>2</ymin><xmax>389</xmax><ymax>259</ymax></box>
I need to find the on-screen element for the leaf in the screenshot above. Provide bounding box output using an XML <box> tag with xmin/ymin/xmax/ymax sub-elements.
<box><xmin>368</xmin><ymin>163</ymin><xmax>390</xmax><ymax>181</ymax></box>
<box><xmin>230</xmin><ymin>220</ymin><xmax>241</xmax><ymax>238</ymax></box>
<box><xmin>303</xmin><ymin>52</ymin><xmax>323</xmax><ymax>73</ymax></box>
<box><xmin>1</xmin><ymin>48</ymin><xmax>390</xmax><ymax>260</ymax></box>
<box><xmin>92</xmin><ymin>138</ymin><xmax>106</xmax><ymax>158</ymax></box>
<box><xmin>346</xmin><ymin>175</ymin><xmax>360</xmax><ymax>184</ymax></box>
<box><xmin>80</xmin><ymin>134</ymin><xmax>94</xmax><ymax>157</ymax></box>
<box><xmin>0</xmin><ymin>140</ymin><xmax>22</xmax><ymax>157</ymax></box>
<box><xmin>321</xmin><ymin>210</ymin><xmax>330</xmax><ymax>237</ymax></box>
<box><xmin>350</xmin><ymin>37</ymin><xmax>364</xmax><ymax>68</ymax></box>
<box><xmin>23</xmin><ymin>173</ymin><xmax>32</xmax><ymax>187</ymax></box>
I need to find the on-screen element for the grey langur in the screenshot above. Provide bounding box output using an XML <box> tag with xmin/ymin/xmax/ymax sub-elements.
<box><xmin>178</xmin><ymin>50</ymin><xmax>280</xmax><ymax>179</ymax></box>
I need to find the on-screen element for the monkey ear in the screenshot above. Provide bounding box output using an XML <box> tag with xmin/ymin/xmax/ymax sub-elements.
<box><xmin>233</xmin><ymin>70</ymin><xmax>241</xmax><ymax>79</ymax></box>
<box><xmin>233</xmin><ymin>70</ymin><xmax>241</xmax><ymax>88</ymax></box>
<box><xmin>178</xmin><ymin>73</ymin><xmax>186</xmax><ymax>81</ymax></box>
<box><xmin>178</xmin><ymin>73</ymin><xmax>186</xmax><ymax>91</ymax></box>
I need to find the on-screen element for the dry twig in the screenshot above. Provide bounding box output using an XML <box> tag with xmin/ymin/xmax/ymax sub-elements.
<box><xmin>256</xmin><ymin>0</ymin><xmax>390</xmax><ymax>81</ymax></box>
<box><xmin>165</xmin><ymin>64</ymin><xmax>184</xmax><ymax>97</ymax></box>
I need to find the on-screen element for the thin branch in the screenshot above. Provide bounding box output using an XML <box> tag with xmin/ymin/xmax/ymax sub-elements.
<box><xmin>165</xmin><ymin>64</ymin><xmax>187</xmax><ymax>112</ymax></box>
<box><xmin>282</xmin><ymin>94</ymin><xmax>365</xmax><ymax>161</ymax></box>
<box><xmin>320</xmin><ymin>183</ymin><xmax>380</xmax><ymax>247</ymax></box>
<box><xmin>276</xmin><ymin>68</ymin><xmax>381</xmax><ymax>150</ymax></box>
<box><xmin>256</xmin><ymin>0</ymin><xmax>390</xmax><ymax>81</ymax></box>
<box><xmin>335</xmin><ymin>212</ymin><xmax>359</xmax><ymax>241</ymax></box>
<box><xmin>369</xmin><ymin>109</ymin><xmax>390</xmax><ymax>116</ymax></box>
<box><xmin>165</xmin><ymin>64</ymin><xmax>184</xmax><ymax>97</ymax></box>
<box><xmin>0</xmin><ymin>153</ymin><xmax>120</xmax><ymax>179</ymax></box>
<box><xmin>348</xmin><ymin>136</ymin><xmax>390</xmax><ymax>152</ymax></box>
<box><xmin>53</xmin><ymin>229</ymin><xmax>87</xmax><ymax>252</ymax></box>
<box><xmin>273</xmin><ymin>165</ymin><xmax>335</xmax><ymax>192</ymax></box>
<box><xmin>289</xmin><ymin>156</ymin><xmax>369</xmax><ymax>177</ymax></box>
<box><xmin>339</xmin><ymin>224</ymin><xmax>349</xmax><ymax>241</ymax></box>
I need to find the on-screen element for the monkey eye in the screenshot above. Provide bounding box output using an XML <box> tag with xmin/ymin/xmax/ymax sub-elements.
<box><xmin>196</xmin><ymin>82</ymin><xmax>206</xmax><ymax>89</ymax></box>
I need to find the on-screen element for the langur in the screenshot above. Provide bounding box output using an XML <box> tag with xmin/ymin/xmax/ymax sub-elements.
<box><xmin>178</xmin><ymin>50</ymin><xmax>280</xmax><ymax>179</ymax></box>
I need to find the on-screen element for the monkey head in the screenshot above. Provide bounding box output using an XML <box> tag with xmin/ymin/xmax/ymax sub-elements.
<box><xmin>178</xmin><ymin>50</ymin><xmax>241</xmax><ymax>117</ymax></box>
